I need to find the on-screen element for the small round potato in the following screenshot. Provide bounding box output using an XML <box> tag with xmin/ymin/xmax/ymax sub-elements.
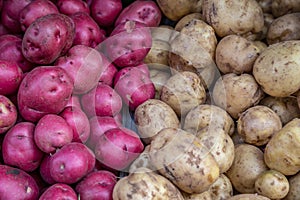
<box><xmin>267</xmin><ymin>13</ymin><xmax>300</xmax><ymax>45</ymax></box>
<box><xmin>237</xmin><ymin>105</ymin><xmax>282</xmax><ymax>146</ymax></box>
<box><xmin>228</xmin><ymin>194</ymin><xmax>271</xmax><ymax>200</ymax></box>
<box><xmin>253</xmin><ymin>40</ymin><xmax>300</xmax><ymax>97</ymax></box>
<box><xmin>134</xmin><ymin>99</ymin><xmax>180</xmax><ymax>144</ymax></box>
<box><xmin>271</xmin><ymin>0</ymin><xmax>300</xmax><ymax>17</ymax></box>
<box><xmin>160</xmin><ymin>71</ymin><xmax>206</xmax><ymax>117</ymax></box>
<box><xmin>149</xmin><ymin>128</ymin><xmax>220</xmax><ymax>194</ymax></box>
<box><xmin>226</xmin><ymin>144</ymin><xmax>268</xmax><ymax>194</ymax></box>
<box><xmin>264</xmin><ymin>118</ymin><xmax>300</xmax><ymax>176</ymax></box>
<box><xmin>113</xmin><ymin>168</ymin><xmax>184</xmax><ymax>200</ymax></box>
<box><xmin>212</xmin><ymin>73</ymin><xmax>265</xmax><ymax>119</ymax></box>
<box><xmin>215</xmin><ymin>35</ymin><xmax>261</xmax><ymax>74</ymax></box>
<box><xmin>174</xmin><ymin>13</ymin><xmax>203</xmax><ymax>31</ymax></box>
<box><xmin>255</xmin><ymin>170</ymin><xmax>289</xmax><ymax>199</ymax></box>
<box><xmin>284</xmin><ymin>172</ymin><xmax>300</xmax><ymax>200</ymax></box>
<box><xmin>202</xmin><ymin>0</ymin><xmax>264</xmax><ymax>38</ymax></box>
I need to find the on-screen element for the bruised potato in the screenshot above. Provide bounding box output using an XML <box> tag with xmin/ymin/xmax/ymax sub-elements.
<box><xmin>113</xmin><ymin>168</ymin><xmax>184</xmax><ymax>200</ymax></box>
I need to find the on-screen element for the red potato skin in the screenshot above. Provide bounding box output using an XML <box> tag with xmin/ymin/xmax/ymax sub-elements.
<box><xmin>105</xmin><ymin>20</ymin><xmax>152</xmax><ymax>67</ymax></box>
<box><xmin>98</xmin><ymin>52</ymin><xmax>118</xmax><ymax>86</ymax></box>
<box><xmin>0</xmin><ymin>60</ymin><xmax>23</xmax><ymax>95</ymax></box>
<box><xmin>70</xmin><ymin>12</ymin><xmax>106</xmax><ymax>48</ymax></box>
<box><xmin>19</xmin><ymin>0</ymin><xmax>59</xmax><ymax>32</ymax></box>
<box><xmin>113</xmin><ymin>64</ymin><xmax>150</xmax><ymax>84</ymax></box>
<box><xmin>2</xmin><ymin>122</ymin><xmax>44</xmax><ymax>172</ymax></box>
<box><xmin>22</xmin><ymin>13</ymin><xmax>75</xmax><ymax>65</ymax></box>
<box><xmin>0</xmin><ymin>164</ymin><xmax>39</xmax><ymax>200</ymax></box>
<box><xmin>76</xmin><ymin>170</ymin><xmax>117</xmax><ymax>200</ymax></box>
<box><xmin>81</xmin><ymin>82</ymin><xmax>123</xmax><ymax>117</ymax></box>
<box><xmin>39</xmin><ymin>183</ymin><xmax>77</xmax><ymax>200</ymax></box>
<box><xmin>87</xmin><ymin>116</ymin><xmax>121</xmax><ymax>149</ymax></box>
<box><xmin>115</xmin><ymin>0</ymin><xmax>162</xmax><ymax>27</ymax></box>
<box><xmin>0</xmin><ymin>95</ymin><xmax>18</xmax><ymax>134</ymax></box>
<box><xmin>0</xmin><ymin>34</ymin><xmax>35</xmax><ymax>72</ymax></box>
<box><xmin>65</xmin><ymin>95</ymin><xmax>81</xmax><ymax>109</ymax></box>
<box><xmin>0</xmin><ymin>23</ymin><xmax>10</xmax><ymax>36</ymax></box>
<box><xmin>94</xmin><ymin>127</ymin><xmax>144</xmax><ymax>170</ymax></box>
<box><xmin>39</xmin><ymin>155</ymin><xmax>56</xmax><ymax>184</ymax></box>
<box><xmin>91</xmin><ymin>0</ymin><xmax>122</xmax><ymax>27</ymax></box>
<box><xmin>55</xmin><ymin>45</ymin><xmax>104</xmax><ymax>94</ymax></box>
<box><xmin>56</xmin><ymin>0</ymin><xmax>90</xmax><ymax>16</ymax></box>
<box><xmin>34</xmin><ymin>114</ymin><xmax>73</xmax><ymax>153</ymax></box>
<box><xmin>49</xmin><ymin>142</ymin><xmax>95</xmax><ymax>184</ymax></box>
<box><xmin>60</xmin><ymin>106</ymin><xmax>90</xmax><ymax>143</ymax></box>
<box><xmin>17</xmin><ymin>66</ymin><xmax>74</xmax><ymax>122</ymax></box>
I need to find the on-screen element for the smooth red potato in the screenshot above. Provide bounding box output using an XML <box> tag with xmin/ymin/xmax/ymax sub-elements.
<box><xmin>70</xmin><ymin>12</ymin><xmax>106</xmax><ymax>48</ymax></box>
<box><xmin>115</xmin><ymin>0</ymin><xmax>162</xmax><ymax>27</ymax></box>
<box><xmin>0</xmin><ymin>34</ymin><xmax>35</xmax><ymax>72</ymax></box>
<box><xmin>39</xmin><ymin>183</ymin><xmax>77</xmax><ymax>200</ymax></box>
<box><xmin>2</xmin><ymin>122</ymin><xmax>44</xmax><ymax>172</ymax></box>
<box><xmin>91</xmin><ymin>0</ymin><xmax>122</xmax><ymax>27</ymax></box>
<box><xmin>0</xmin><ymin>95</ymin><xmax>18</xmax><ymax>134</ymax></box>
<box><xmin>113</xmin><ymin>64</ymin><xmax>150</xmax><ymax>85</ymax></box>
<box><xmin>56</xmin><ymin>0</ymin><xmax>90</xmax><ymax>15</ymax></box>
<box><xmin>34</xmin><ymin>114</ymin><xmax>73</xmax><ymax>153</ymax></box>
<box><xmin>0</xmin><ymin>23</ymin><xmax>9</xmax><ymax>36</ymax></box>
<box><xmin>98</xmin><ymin>52</ymin><xmax>118</xmax><ymax>86</ymax></box>
<box><xmin>76</xmin><ymin>170</ymin><xmax>117</xmax><ymax>200</ymax></box>
<box><xmin>39</xmin><ymin>155</ymin><xmax>56</xmax><ymax>184</ymax></box>
<box><xmin>60</xmin><ymin>106</ymin><xmax>90</xmax><ymax>143</ymax></box>
<box><xmin>0</xmin><ymin>60</ymin><xmax>23</xmax><ymax>95</ymax></box>
<box><xmin>0</xmin><ymin>164</ymin><xmax>39</xmax><ymax>200</ymax></box>
<box><xmin>19</xmin><ymin>0</ymin><xmax>59</xmax><ymax>31</ymax></box>
<box><xmin>17</xmin><ymin>66</ymin><xmax>74</xmax><ymax>122</ymax></box>
<box><xmin>22</xmin><ymin>13</ymin><xmax>75</xmax><ymax>64</ymax></box>
<box><xmin>81</xmin><ymin>83</ymin><xmax>123</xmax><ymax>117</ymax></box>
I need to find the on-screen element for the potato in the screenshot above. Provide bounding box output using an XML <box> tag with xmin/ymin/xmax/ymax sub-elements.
<box><xmin>182</xmin><ymin>191</ymin><xmax>212</xmax><ymax>200</ymax></box>
<box><xmin>255</xmin><ymin>170</ymin><xmax>289</xmax><ymax>199</ymax></box>
<box><xmin>257</xmin><ymin>0</ymin><xmax>273</xmax><ymax>13</ymax></box>
<box><xmin>160</xmin><ymin>71</ymin><xmax>206</xmax><ymax>117</ymax></box>
<box><xmin>258</xmin><ymin>13</ymin><xmax>275</xmax><ymax>41</ymax></box>
<box><xmin>267</xmin><ymin>12</ymin><xmax>300</xmax><ymax>45</ymax></box>
<box><xmin>226</xmin><ymin>144</ymin><xmax>268</xmax><ymax>193</ymax></box>
<box><xmin>264</xmin><ymin>118</ymin><xmax>300</xmax><ymax>176</ymax></box>
<box><xmin>149</xmin><ymin>67</ymin><xmax>171</xmax><ymax>99</ymax></box>
<box><xmin>237</xmin><ymin>105</ymin><xmax>282</xmax><ymax>146</ymax></box>
<box><xmin>151</xmin><ymin>25</ymin><xmax>174</xmax><ymax>43</ymax></box>
<box><xmin>144</xmin><ymin>39</ymin><xmax>170</xmax><ymax>66</ymax></box>
<box><xmin>156</xmin><ymin>0</ymin><xmax>202</xmax><ymax>21</ymax></box>
<box><xmin>212</xmin><ymin>73</ymin><xmax>265</xmax><ymax>119</ymax></box>
<box><xmin>202</xmin><ymin>0</ymin><xmax>264</xmax><ymax>38</ymax></box>
<box><xmin>113</xmin><ymin>168</ymin><xmax>185</xmax><ymax>200</ymax></box>
<box><xmin>174</xmin><ymin>12</ymin><xmax>203</xmax><ymax>32</ymax></box>
<box><xmin>253</xmin><ymin>41</ymin><xmax>268</xmax><ymax>53</ymax></box>
<box><xmin>183</xmin><ymin>104</ymin><xmax>235</xmax><ymax>136</ymax></box>
<box><xmin>260</xmin><ymin>96</ymin><xmax>300</xmax><ymax>125</ymax></box>
<box><xmin>271</xmin><ymin>0</ymin><xmax>300</xmax><ymax>17</ymax></box>
<box><xmin>215</xmin><ymin>35</ymin><xmax>261</xmax><ymax>74</ymax></box>
<box><xmin>228</xmin><ymin>194</ymin><xmax>270</xmax><ymax>200</ymax></box>
<box><xmin>149</xmin><ymin>128</ymin><xmax>220</xmax><ymax>194</ymax></box>
<box><xmin>134</xmin><ymin>99</ymin><xmax>180</xmax><ymax>144</ymax></box>
<box><xmin>128</xmin><ymin>145</ymin><xmax>156</xmax><ymax>173</ymax></box>
<box><xmin>284</xmin><ymin>172</ymin><xmax>300</xmax><ymax>200</ymax></box>
<box><xmin>253</xmin><ymin>40</ymin><xmax>300</xmax><ymax>97</ymax></box>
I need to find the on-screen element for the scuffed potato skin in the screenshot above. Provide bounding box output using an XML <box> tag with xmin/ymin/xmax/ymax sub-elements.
<box><xmin>174</xmin><ymin>13</ymin><xmax>203</xmax><ymax>31</ymax></box>
<box><xmin>149</xmin><ymin>68</ymin><xmax>171</xmax><ymax>99</ymax></box>
<box><xmin>128</xmin><ymin>146</ymin><xmax>156</xmax><ymax>173</ymax></box>
<box><xmin>228</xmin><ymin>194</ymin><xmax>271</xmax><ymax>200</ymax></box>
<box><xmin>284</xmin><ymin>172</ymin><xmax>300</xmax><ymax>200</ymax></box>
<box><xmin>271</xmin><ymin>0</ymin><xmax>300</xmax><ymax>17</ymax></box>
<box><xmin>113</xmin><ymin>168</ymin><xmax>185</xmax><ymax>200</ymax></box>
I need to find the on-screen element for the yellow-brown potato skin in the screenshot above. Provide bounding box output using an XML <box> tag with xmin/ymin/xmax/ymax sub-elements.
<box><xmin>284</xmin><ymin>172</ymin><xmax>300</xmax><ymax>200</ymax></box>
<box><xmin>228</xmin><ymin>194</ymin><xmax>271</xmax><ymax>200</ymax></box>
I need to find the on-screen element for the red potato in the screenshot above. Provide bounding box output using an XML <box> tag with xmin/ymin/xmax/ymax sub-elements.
<box><xmin>49</xmin><ymin>142</ymin><xmax>95</xmax><ymax>184</ymax></box>
<box><xmin>0</xmin><ymin>164</ymin><xmax>39</xmax><ymax>200</ymax></box>
<box><xmin>81</xmin><ymin>82</ymin><xmax>123</xmax><ymax>117</ymax></box>
<box><xmin>34</xmin><ymin>114</ymin><xmax>73</xmax><ymax>153</ymax></box>
<box><xmin>55</xmin><ymin>45</ymin><xmax>104</xmax><ymax>94</ymax></box>
<box><xmin>0</xmin><ymin>95</ymin><xmax>18</xmax><ymax>134</ymax></box>
<box><xmin>98</xmin><ymin>52</ymin><xmax>118</xmax><ymax>86</ymax></box>
<box><xmin>22</xmin><ymin>13</ymin><xmax>75</xmax><ymax>65</ymax></box>
<box><xmin>2</xmin><ymin>122</ymin><xmax>44</xmax><ymax>172</ymax></box>
<box><xmin>65</xmin><ymin>95</ymin><xmax>81</xmax><ymax>108</ymax></box>
<box><xmin>105</xmin><ymin>20</ymin><xmax>152</xmax><ymax>67</ymax></box>
<box><xmin>113</xmin><ymin>64</ymin><xmax>150</xmax><ymax>84</ymax></box>
<box><xmin>39</xmin><ymin>155</ymin><xmax>56</xmax><ymax>184</ymax></box>
<box><xmin>114</xmin><ymin>66</ymin><xmax>155</xmax><ymax>110</ymax></box>
<box><xmin>1</xmin><ymin>0</ymin><xmax>32</xmax><ymax>33</ymax></box>
<box><xmin>56</xmin><ymin>0</ymin><xmax>90</xmax><ymax>16</ymax></box>
<box><xmin>39</xmin><ymin>183</ymin><xmax>77</xmax><ymax>200</ymax></box>
<box><xmin>0</xmin><ymin>23</ymin><xmax>9</xmax><ymax>36</ymax></box>
<box><xmin>87</xmin><ymin>116</ymin><xmax>121</xmax><ymax>149</ymax></box>
<box><xmin>70</xmin><ymin>12</ymin><xmax>106</xmax><ymax>48</ymax></box>
<box><xmin>60</xmin><ymin>106</ymin><xmax>90</xmax><ymax>143</ymax></box>
<box><xmin>76</xmin><ymin>170</ymin><xmax>117</xmax><ymax>200</ymax></box>
<box><xmin>17</xmin><ymin>66</ymin><xmax>74</xmax><ymax>122</ymax></box>
<box><xmin>19</xmin><ymin>0</ymin><xmax>59</xmax><ymax>32</ymax></box>
<box><xmin>115</xmin><ymin>0</ymin><xmax>162</xmax><ymax>27</ymax></box>
<box><xmin>94</xmin><ymin>127</ymin><xmax>144</xmax><ymax>170</ymax></box>
<box><xmin>91</xmin><ymin>0</ymin><xmax>122</xmax><ymax>27</ymax></box>
<box><xmin>0</xmin><ymin>60</ymin><xmax>23</xmax><ymax>95</ymax></box>
<box><xmin>0</xmin><ymin>34</ymin><xmax>35</xmax><ymax>72</ymax></box>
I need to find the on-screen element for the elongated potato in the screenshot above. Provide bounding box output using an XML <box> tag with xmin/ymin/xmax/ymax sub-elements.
<box><xmin>264</xmin><ymin>118</ymin><xmax>300</xmax><ymax>175</ymax></box>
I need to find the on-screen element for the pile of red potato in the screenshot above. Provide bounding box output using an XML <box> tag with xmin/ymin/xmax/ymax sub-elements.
<box><xmin>0</xmin><ymin>0</ymin><xmax>300</xmax><ymax>199</ymax></box>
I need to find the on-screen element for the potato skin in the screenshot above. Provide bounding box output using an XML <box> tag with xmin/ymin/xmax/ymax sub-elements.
<box><xmin>174</xmin><ymin>12</ymin><xmax>203</xmax><ymax>31</ymax></box>
<box><xmin>271</xmin><ymin>0</ymin><xmax>300</xmax><ymax>17</ymax></box>
<box><xmin>228</xmin><ymin>194</ymin><xmax>270</xmax><ymax>200</ymax></box>
<box><xmin>264</xmin><ymin>118</ymin><xmax>300</xmax><ymax>175</ymax></box>
<box><xmin>113</xmin><ymin>168</ymin><xmax>185</xmax><ymax>200</ymax></box>
<box><xmin>253</xmin><ymin>40</ymin><xmax>300</xmax><ymax>97</ymax></box>
<box><xmin>284</xmin><ymin>172</ymin><xmax>300</xmax><ymax>200</ymax></box>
